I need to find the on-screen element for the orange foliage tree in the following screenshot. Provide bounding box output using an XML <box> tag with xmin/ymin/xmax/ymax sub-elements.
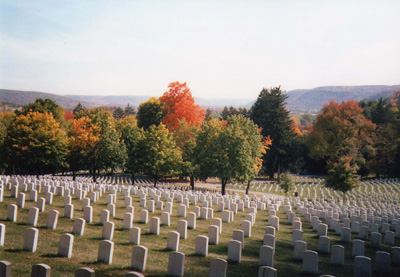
<box><xmin>159</xmin><ymin>82</ymin><xmax>205</xmax><ymax>131</ymax></box>
<box><xmin>307</xmin><ymin>101</ymin><xmax>376</xmax><ymax>174</ymax></box>
<box><xmin>67</xmin><ymin>116</ymin><xmax>101</xmax><ymax>179</ymax></box>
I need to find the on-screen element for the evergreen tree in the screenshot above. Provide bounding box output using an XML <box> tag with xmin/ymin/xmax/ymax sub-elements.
<box><xmin>250</xmin><ymin>87</ymin><xmax>296</xmax><ymax>182</ymax></box>
<box><xmin>124</xmin><ymin>103</ymin><xmax>135</xmax><ymax>116</ymax></box>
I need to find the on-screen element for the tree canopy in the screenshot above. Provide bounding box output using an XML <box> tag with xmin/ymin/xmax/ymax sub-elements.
<box><xmin>136</xmin><ymin>97</ymin><xmax>164</xmax><ymax>129</ymax></box>
<box><xmin>4</xmin><ymin>111</ymin><xmax>68</xmax><ymax>174</ymax></box>
<box><xmin>307</xmin><ymin>101</ymin><xmax>376</xmax><ymax>175</ymax></box>
<box><xmin>194</xmin><ymin>115</ymin><xmax>268</xmax><ymax>195</ymax></box>
<box><xmin>160</xmin><ymin>82</ymin><xmax>205</xmax><ymax>131</ymax></box>
<box><xmin>250</xmin><ymin>87</ymin><xmax>297</xmax><ymax>182</ymax></box>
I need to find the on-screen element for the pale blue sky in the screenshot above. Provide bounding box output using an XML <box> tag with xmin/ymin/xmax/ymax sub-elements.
<box><xmin>1</xmin><ymin>0</ymin><xmax>399</xmax><ymax>99</ymax></box>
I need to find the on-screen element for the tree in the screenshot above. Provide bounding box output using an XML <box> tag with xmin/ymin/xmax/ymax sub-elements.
<box><xmin>173</xmin><ymin>120</ymin><xmax>200</xmax><ymax>190</ymax></box>
<box><xmin>220</xmin><ymin>106</ymin><xmax>250</xmax><ymax>120</ymax></box>
<box><xmin>136</xmin><ymin>97</ymin><xmax>164</xmax><ymax>129</ymax></box>
<box><xmin>67</xmin><ymin>116</ymin><xmax>101</xmax><ymax>180</ymax></box>
<box><xmin>113</xmin><ymin>107</ymin><xmax>125</xmax><ymax>120</ymax></box>
<box><xmin>87</xmin><ymin>108</ymin><xmax>127</xmax><ymax>181</ymax></box>
<box><xmin>250</xmin><ymin>87</ymin><xmax>297</xmax><ymax>183</ymax></box>
<box><xmin>194</xmin><ymin>115</ymin><xmax>268</xmax><ymax>195</ymax></box>
<box><xmin>307</xmin><ymin>101</ymin><xmax>376</xmax><ymax>175</ymax></box>
<box><xmin>325</xmin><ymin>156</ymin><xmax>359</xmax><ymax>200</ymax></box>
<box><xmin>64</xmin><ymin>110</ymin><xmax>74</xmax><ymax>122</ymax></box>
<box><xmin>140</xmin><ymin>124</ymin><xmax>182</xmax><ymax>187</ymax></box>
<box><xmin>160</xmin><ymin>82</ymin><xmax>205</xmax><ymax>130</ymax></box>
<box><xmin>124</xmin><ymin>104</ymin><xmax>135</xmax><ymax>116</ymax></box>
<box><xmin>17</xmin><ymin>98</ymin><xmax>66</xmax><ymax>127</ymax></box>
<box><xmin>4</xmin><ymin>111</ymin><xmax>68</xmax><ymax>174</ymax></box>
<box><xmin>279</xmin><ymin>171</ymin><xmax>293</xmax><ymax>195</ymax></box>
<box><xmin>117</xmin><ymin>115</ymin><xmax>145</xmax><ymax>183</ymax></box>
<box><xmin>73</xmin><ymin>102</ymin><xmax>86</xmax><ymax>117</ymax></box>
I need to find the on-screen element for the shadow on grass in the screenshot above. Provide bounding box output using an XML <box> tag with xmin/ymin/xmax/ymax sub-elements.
<box><xmin>117</xmin><ymin>242</ymin><xmax>133</xmax><ymax>246</ymax></box>
<box><xmin>154</xmin><ymin>248</ymin><xmax>171</xmax><ymax>253</ymax></box>
<box><xmin>16</xmin><ymin>222</ymin><xmax>28</xmax><ymax>226</ymax></box>
<box><xmin>5</xmin><ymin>248</ymin><xmax>25</xmax><ymax>253</ymax></box>
<box><xmin>41</xmin><ymin>253</ymin><xmax>60</xmax><ymax>258</ymax></box>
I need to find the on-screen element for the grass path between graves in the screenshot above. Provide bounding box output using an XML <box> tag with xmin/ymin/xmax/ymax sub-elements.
<box><xmin>1</xmin><ymin>184</ymin><xmax>400</xmax><ymax>276</ymax></box>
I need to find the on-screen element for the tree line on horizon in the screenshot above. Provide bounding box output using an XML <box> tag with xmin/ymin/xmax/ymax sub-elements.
<box><xmin>0</xmin><ymin>82</ymin><xmax>399</xmax><ymax>195</ymax></box>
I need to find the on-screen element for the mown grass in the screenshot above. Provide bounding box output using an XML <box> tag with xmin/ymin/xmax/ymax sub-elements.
<box><xmin>0</xmin><ymin>181</ymin><xmax>400</xmax><ymax>276</ymax></box>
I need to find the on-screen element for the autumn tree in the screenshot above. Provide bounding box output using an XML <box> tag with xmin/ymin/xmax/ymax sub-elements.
<box><xmin>140</xmin><ymin>124</ymin><xmax>182</xmax><ymax>187</ymax></box>
<box><xmin>136</xmin><ymin>97</ymin><xmax>164</xmax><ymax>129</ymax></box>
<box><xmin>307</xmin><ymin>101</ymin><xmax>376</xmax><ymax>175</ymax></box>
<box><xmin>17</xmin><ymin>98</ymin><xmax>66</xmax><ymax>127</ymax></box>
<box><xmin>250</xmin><ymin>87</ymin><xmax>297</xmax><ymax>182</ymax></box>
<box><xmin>194</xmin><ymin>115</ymin><xmax>268</xmax><ymax>195</ymax></box>
<box><xmin>67</xmin><ymin>116</ymin><xmax>100</xmax><ymax>180</ymax></box>
<box><xmin>160</xmin><ymin>82</ymin><xmax>205</xmax><ymax>131</ymax></box>
<box><xmin>64</xmin><ymin>110</ymin><xmax>74</xmax><ymax>122</ymax></box>
<box><xmin>3</xmin><ymin>111</ymin><xmax>68</xmax><ymax>174</ymax></box>
<box><xmin>325</xmin><ymin>156</ymin><xmax>359</xmax><ymax>200</ymax></box>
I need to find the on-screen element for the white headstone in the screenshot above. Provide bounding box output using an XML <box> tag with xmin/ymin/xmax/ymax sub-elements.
<box><xmin>24</xmin><ymin>227</ymin><xmax>39</xmax><ymax>252</ymax></box>
<box><xmin>46</xmin><ymin>210</ymin><xmax>59</xmax><ymax>229</ymax></box>
<box><xmin>167</xmin><ymin>252</ymin><xmax>185</xmax><ymax>277</ymax></box>
<box><xmin>167</xmin><ymin>231</ymin><xmax>180</xmax><ymax>251</ymax></box>
<box><xmin>131</xmin><ymin>245</ymin><xmax>147</xmax><ymax>272</ymax></box>
<box><xmin>97</xmin><ymin>240</ymin><xmax>114</xmax><ymax>264</ymax></box>
<box><xmin>195</xmin><ymin>235</ymin><xmax>208</xmax><ymax>257</ymax></box>
<box><xmin>58</xmin><ymin>233</ymin><xmax>74</xmax><ymax>258</ymax></box>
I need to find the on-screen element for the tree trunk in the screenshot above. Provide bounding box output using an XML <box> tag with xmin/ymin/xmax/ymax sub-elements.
<box><xmin>245</xmin><ymin>180</ymin><xmax>251</xmax><ymax>195</ymax></box>
<box><xmin>190</xmin><ymin>175</ymin><xmax>195</xmax><ymax>190</ymax></box>
<box><xmin>154</xmin><ymin>175</ymin><xmax>158</xmax><ymax>188</ymax></box>
<box><xmin>131</xmin><ymin>172</ymin><xmax>135</xmax><ymax>186</ymax></box>
<box><xmin>72</xmin><ymin>170</ymin><xmax>76</xmax><ymax>181</ymax></box>
<box><xmin>92</xmin><ymin>168</ymin><xmax>97</xmax><ymax>183</ymax></box>
<box><xmin>221</xmin><ymin>179</ymin><xmax>227</xmax><ymax>195</ymax></box>
<box><xmin>277</xmin><ymin>161</ymin><xmax>281</xmax><ymax>184</ymax></box>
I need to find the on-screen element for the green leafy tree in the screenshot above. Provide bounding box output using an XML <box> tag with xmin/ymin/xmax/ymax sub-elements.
<box><xmin>325</xmin><ymin>156</ymin><xmax>359</xmax><ymax>200</ymax></box>
<box><xmin>140</xmin><ymin>124</ymin><xmax>182</xmax><ymax>187</ymax></box>
<box><xmin>4</xmin><ymin>111</ymin><xmax>68</xmax><ymax>174</ymax></box>
<box><xmin>137</xmin><ymin>97</ymin><xmax>164</xmax><ymax>129</ymax></box>
<box><xmin>117</xmin><ymin>115</ymin><xmax>145</xmax><ymax>183</ymax></box>
<box><xmin>279</xmin><ymin>171</ymin><xmax>293</xmax><ymax>195</ymax></box>
<box><xmin>17</xmin><ymin>98</ymin><xmax>66</xmax><ymax>127</ymax></box>
<box><xmin>174</xmin><ymin>120</ymin><xmax>200</xmax><ymax>190</ymax></box>
<box><xmin>194</xmin><ymin>115</ymin><xmax>267</xmax><ymax>195</ymax></box>
<box><xmin>84</xmin><ymin>108</ymin><xmax>127</xmax><ymax>181</ymax></box>
<box><xmin>73</xmin><ymin>102</ymin><xmax>86</xmax><ymax>117</ymax></box>
<box><xmin>250</xmin><ymin>87</ymin><xmax>296</xmax><ymax>183</ymax></box>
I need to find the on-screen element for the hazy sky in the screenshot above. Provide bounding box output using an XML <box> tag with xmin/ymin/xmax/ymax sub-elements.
<box><xmin>1</xmin><ymin>0</ymin><xmax>399</xmax><ymax>99</ymax></box>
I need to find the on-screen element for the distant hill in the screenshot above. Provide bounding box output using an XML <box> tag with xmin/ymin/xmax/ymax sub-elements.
<box><xmin>0</xmin><ymin>89</ymin><xmax>97</xmax><ymax>109</ymax></box>
<box><xmin>2</xmin><ymin>85</ymin><xmax>400</xmax><ymax>113</ymax></box>
<box><xmin>285</xmin><ymin>85</ymin><xmax>400</xmax><ymax>113</ymax></box>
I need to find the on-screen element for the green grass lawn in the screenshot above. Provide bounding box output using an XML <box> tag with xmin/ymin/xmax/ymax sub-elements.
<box><xmin>0</xmin><ymin>180</ymin><xmax>400</xmax><ymax>276</ymax></box>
